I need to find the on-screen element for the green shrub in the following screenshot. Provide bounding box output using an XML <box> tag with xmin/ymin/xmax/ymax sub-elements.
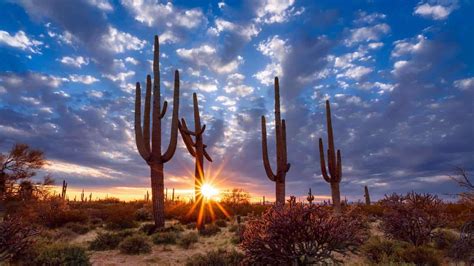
<box><xmin>432</xmin><ymin>230</ymin><xmax>458</xmax><ymax>250</ymax></box>
<box><xmin>185</xmin><ymin>249</ymin><xmax>244</xmax><ymax>266</ymax></box>
<box><xmin>179</xmin><ymin>232</ymin><xmax>199</xmax><ymax>249</ymax></box>
<box><xmin>65</xmin><ymin>222</ymin><xmax>90</xmax><ymax>235</ymax></box>
<box><xmin>399</xmin><ymin>245</ymin><xmax>442</xmax><ymax>266</ymax></box>
<box><xmin>35</xmin><ymin>244</ymin><xmax>90</xmax><ymax>266</ymax></box>
<box><xmin>135</xmin><ymin>207</ymin><xmax>152</xmax><ymax>221</ymax></box>
<box><xmin>89</xmin><ymin>232</ymin><xmax>123</xmax><ymax>251</ymax></box>
<box><xmin>139</xmin><ymin>223</ymin><xmax>156</xmax><ymax>235</ymax></box>
<box><xmin>199</xmin><ymin>224</ymin><xmax>221</xmax><ymax>237</ymax></box>
<box><xmin>152</xmin><ymin>232</ymin><xmax>178</xmax><ymax>245</ymax></box>
<box><xmin>118</xmin><ymin>235</ymin><xmax>152</xmax><ymax>255</ymax></box>
<box><xmin>215</xmin><ymin>219</ymin><xmax>227</xmax><ymax>227</ymax></box>
<box><xmin>361</xmin><ymin>236</ymin><xmax>408</xmax><ymax>264</ymax></box>
<box><xmin>157</xmin><ymin>223</ymin><xmax>185</xmax><ymax>233</ymax></box>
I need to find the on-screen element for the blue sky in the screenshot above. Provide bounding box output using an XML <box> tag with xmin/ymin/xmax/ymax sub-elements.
<box><xmin>0</xmin><ymin>0</ymin><xmax>473</xmax><ymax>201</ymax></box>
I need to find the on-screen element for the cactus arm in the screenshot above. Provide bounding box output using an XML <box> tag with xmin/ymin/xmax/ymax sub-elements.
<box><xmin>144</xmin><ymin>75</ymin><xmax>152</xmax><ymax>154</ymax></box>
<box><xmin>336</xmin><ymin>149</ymin><xmax>342</xmax><ymax>182</ymax></box>
<box><xmin>326</xmin><ymin>100</ymin><xmax>337</xmax><ymax>177</ymax></box>
<box><xmin>192</xmin><ymin>93</ymin><xmax>201</xmax><ymax>132</ymax></box>
<box><xmin>135</xmin><ymin>82</ymin><xmax>151</xmax><ymax>161</ymax></box>
<box><xmin>319</xmin><ymin>138</ymin><xmax>330</xmax><ymax>183</ymax></box>
<box><xmin>162</xmin><ymin>70</ymin><xmax>180</xmax><ymax>163</ymax></box>
<box><xmin>178</xmin><ymin>119</ymin><xmax>196</xmax><ymax>157</ymax></box>
<box><xmin>261</xmin><ymin>116</ymin><xmax>277</xmax><ymax>182</ymax></box>
<box><xmin>281</xmin><ymin>119</ymin><xmax>290</xmax><ymax>173</ymax></box>
<box><xmin>160</xmin><ymin>101</ymin><xmax>168</xmax><ymax>119</ymax></box>
<box><xmin>203</xmin><ymin>148</ymin><xmax>212</xmax><ymax>162</ymax></box>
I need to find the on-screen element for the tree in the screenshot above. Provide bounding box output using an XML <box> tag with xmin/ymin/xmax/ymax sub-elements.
<box><xmin>449</xmin><ymin>167</ymin><xmax>474</xmax><ymax>203</ymax></box>
<box><xmin>0</xmin><ymin>143</ymin><xmax>46</xmax><ymax>201</ymax></box>
<box><xmin>221</xmin><ymin>188</ymin><xmax>250</xmax><ymax>205</ymax></box>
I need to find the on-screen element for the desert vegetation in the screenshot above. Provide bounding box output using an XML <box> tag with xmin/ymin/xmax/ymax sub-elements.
<box><xmin>0</xmin><ymin>35</ymin><xmax>472</xmax><ymax>265</ymax></box>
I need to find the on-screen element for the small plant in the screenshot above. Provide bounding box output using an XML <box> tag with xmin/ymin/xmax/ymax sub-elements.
<box><xmin>179</xmin><ymin>232</ymin><xmax>199</xmax><ymax>249</ymax></box>
<box><xmin>139</xmin><ymin>223</ymin><xmax>156</xmax><ymax>235</ymax></box>
<box><xmin>185</xmin><ymin>249</ymin><xmax>244</xmax><ymax>266</ymax></box>
<box><xmin>65</xmin><ymin>223</ymin><xmax>90</xmax><ymax>235</ymax></box>
<box><xmin>105</xmin><ymin>205</ymin><xmax>137</xmax><ymax>230</ymax></box>
<box><xmin>399</xmin><ymin>245</ymin><xmax>442</xmax><ymax>266</ymax></box>
<box><xmin>135</xmin><ymin>207</ymin><xmax>152</xmax><ymax>221</ymax></box>
<box><xmin>380</xmin><ymin>192</ymin><xmax>447</xmax><ymax>246</ymax></box>
<box><xmin>0</xmin><ymin>216</ymin><xmax>38</xmax><ymax>262</ymax></box>
<box><xmin>215</xmin><ymin>219</ymin><xmax>227</xmax><ymax>227</ymax></box>
<box><xmin>152</xmin><ymin>232</ymin><xmax>178</xmax><ymax>245</ymax></box>
<box><xmin>186</xmin><ymin>222</ymin><xmax>197</xmax><ymax>230</ymax></box>
<box><xmin>118</xmin><ymin>235</ymin><xmax>152</xmax><ymax>255</ymax></box>
<box><xmin>360</xmin><ymin>236</ymin><xmax>408</xmax><ymax>264</ymax></box>
<box><xmin>432</xmin><ymin>229</ymin><xmax>458</xmax><ymax>250</ymax></box>
<box><xmin>89</xmin><ymin>232</ymin><xmax>123</xmax><ymax>251</ymax></box>
<box><xmin>241</xmin><ymin>204</ymin><xmax>367</xmax><ymax>264</ymax></box>
<box><xmin>35</xmin><ymin>244</ymin><xmax>90</xmax><ymax>266</ymax></box>
<box><xmin>199</xmin><ymin>223</ymin><xmax>221</xmax><ymax>236</ymax></box>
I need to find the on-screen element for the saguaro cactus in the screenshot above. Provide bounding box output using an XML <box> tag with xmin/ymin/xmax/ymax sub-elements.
<box><xmin>318</xmin><ymin>100</ymin><xmax>342</xmax><ymax>213</ymax></box>
<box><xmin>364</xmin><ymin>186</ymin><xmax>371</xmax><ymax>205</ymax></box>
<box><xmin>261</xmin><ymin>77</ymin><xmax>290</xmax><ymax>205</ymax></box>
<box><xmin>135</xmin><ymin>35</ymin><xmax>180</xmax><ymax>228</ymax></box>
<box><xmin>178</xmin><ymin>92</ymin><xmax>212</xmax><ymax>200</ymax></box>
<box><xmin>307</xmin><ymin>188</ymin><xmax>315</xmax><ymax>205</ymax></box>
<box><xmin>61</xmin><ymin>180</ymin><xmax>67</xmax><ymax>200</ymax></box>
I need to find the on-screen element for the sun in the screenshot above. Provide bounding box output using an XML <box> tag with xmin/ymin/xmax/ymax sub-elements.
<box><xmin>200</xmin><ymin>183</ymin><xmax>219</xmax><ymax>200</ymax></box>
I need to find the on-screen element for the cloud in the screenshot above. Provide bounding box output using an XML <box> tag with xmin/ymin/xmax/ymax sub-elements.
<box><xmin>339</xmin><ymin>65</ymin><xmax>373</xmax><ymax>80</ymax></box>
<box><xmin>0</xmin><ymin>30</ymin><xmax>43</xmax><ymax>53</ymax></box>
<box><xmin>86</xmin><ymin>0</ymin><xmax>113</xmax><ymax>12</ymax></box>
<box><xmin>392</xmin><ymin>35</ymin><xmax>427</xmax><ymax>57</ymax></box>
<box><xmin>254</xmin><ymin>0</ymin><xmax>303</xmax><ymax>24</ymax></box>
<box><xmin>346</xmin><ymin>23</ymin><xmax>390</xmax><ymax>46</ymax></box>
<box><xmin>414</xmin><ymin>1</ymin><xmax>458</xmax><ymax>20</ymax></box>
<box><xmin>59</xmin><ymin>56</ymin><xmax>90</xmax><ymax>68</ymax></box>
<box><xmin>176</xmin><ymin>45</ymin><xmax>243</xmax><ymax>74</ymax></box>
<box><xmin>101</xmin><ymin>27</ymin><xmax>146</xmax><ymax>53</ymax></box>
<box><xmin>254</xmin><ymin>35</ymin><xmax>289</xmax><ymax>85</ymax></box>
<box><xmin>68</xmin><ymin>74</ymin><xmax>100</xmax><ymax>84</ymax></box>
<box><xmin>453</xmin><ymin>77</ymin><xmax>474</xmax><ymax>90</ymax></box>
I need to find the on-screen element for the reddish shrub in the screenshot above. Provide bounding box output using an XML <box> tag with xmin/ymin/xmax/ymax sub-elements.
<box><xmin>241</xmin><ymin>204</ymin><xmax>368</xmax><ymax>264</ymax></box>
<box><xmin>0</xmin><ymin>215</ymin><xmax>39</xmax><ymax>262</ymax></box>
<box><xmin>380</xmin><ymin>192</ymin><xmax>447</xmax><ymax>246</ymax></box>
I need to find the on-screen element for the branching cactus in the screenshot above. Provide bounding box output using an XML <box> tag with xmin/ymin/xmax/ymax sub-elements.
<box><xmin>307</xmin><ymin>188</ymin><xmax>315</xmax><ymax>205</ymax></box>
<box><xmin>318</xmin><ymin>100</ymin><xmax>342</xmax><ymax>213</ymax></box>
<box><xmin>178</xmin><ymin>92</ymin><xmax>212</xmax><ymax>200</ymax></box>
<box><xmin>61</xmin><ymin>180</ymin><xmax>67</xmax><ymax>200</ymax></box>
<box><xmin>134</xmin><ymin>35</ymin><xmax>180</xmax><ymax>228</ymax></box>
<box><xmin>261</xmin><ymin>77</ymin><xmax>290</xmax><ymax>205</ymax></box>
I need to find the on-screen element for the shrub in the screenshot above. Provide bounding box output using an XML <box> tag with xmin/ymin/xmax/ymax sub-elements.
<box><xmin>152</xmin><ymin>232</ymin><xmax>178</xmax><ymax>245</ymax></box>
<box><xmin>186</xmin><ymin>222</ymin><xmax>197</xmax><ymax>230</ymax></box>
<box><xmin>104</xmin><ymin>205</ymin><xmax>137</xmax><ymax>230</ymax></box>
<box><xmin>35</xmin><ymin>244</ymin><xmax>90</xmax><ymax>266</ymax></box>
<box><xmin>118</xmin><ymin>235</ymin><xmax>152</xmax><ymax>255</ymax></box>
<box><xmin>139</xmin><ymin>223</ymin><xmax>156</xmax><ymax>235</ymax></box>
<box><xmin>241</xmin><ymin>204</ymin><xmax>367</xmax><ymax>265</ymax></box>
<box><xmin>0</xmin><ymin>216</ymin><xmax>38</xmax><ymax>262</ymax></box>
<box><xmin>448</xmin><ymin>221</ymin><xmax>474</xmax><ymax>262</ymax></box>
<box><xmin>185</xmin><ymin>249</ymin><xmax>244</xmax><ymax>266</ymax></box>
<box><xmin>399</xmin><ymin>245</ymin><xmax>442</xmax><ymax>266</ymax></box>
<box><xmin>65</xmin><ymin>223</ymin><xmax>90</xmax><ymax>235</ymax></box>
<box><xmin>215</xmin><ymin>219</ymin><xmax>227</xmax><ymax>227</ymax></box>
<box><xmin>360</xmin><ymin>236</ymin><xmax>408</xmax><ymax>264</ymax></box>
<box><xmin>89</xmin><ymin>232</ymin><xmax>123</xmax><ymax>251</ymax></box>
<box><xmin>179</xmin><ymin>232</ymin><xmax>199</xmax><ymax>249</ymax></box>
<box><xmin>380</xmin><ymin>192</ymin><xmax>447</xmax><ymax>246</ymax></box>
<box><xmin>199</xmin><ymin>224</ymin><xmax>221</xmax><ymax>236</ymax></box>
<box><xmin>135</xmin><ymin>207</ymin><xmax>152</xmax><ymax>221</ymax></box>
<box><xmin>39</xmin><ymin>200</ymin><xmax>88</xmax><ymax>228</ymax></box>
<box><xmin>432</xmin><ymin>229</ymin><xmax>458</xmax><ymax>250</ymax></box>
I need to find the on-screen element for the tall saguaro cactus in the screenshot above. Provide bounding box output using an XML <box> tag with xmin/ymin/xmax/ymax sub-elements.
<box><xmin>61</xmin><ymin>180</ymin><xmax>67</xmax><ymax>200</ymax></box>
<box><xmin>261</xmin><ymin>77</ymin><xmax>290</xmax><ymax>205</ymax></box>
<box><xmin>178</xmin><ymin>93</ymin><xmax>212</xmax><ymax>200</ymax></box>
<box><xmin>364</xmin><ymin>185</ymin><xmax>371</xmax><ymax>205</ymax></box>
<box><xmin>318</xmin><ymin>100</ymin><xmax>342</xmax><ymax>213</ymax></box>
<box><xmin>135</xmin><ymin>35</ymin><xmax>180</xmax><ymax>228</ymax></box>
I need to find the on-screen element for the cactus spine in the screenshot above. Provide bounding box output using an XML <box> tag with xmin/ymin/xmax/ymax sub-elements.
<box><xmin>178</xmin><ymin>92</ymin><xmax>212</xmax><ymax>200</ymax></box>
<box><xmin>307</xmin><ymin>188</ymin><xmax>314</xmax><ymax>205</ymax></box>
<box><xmin>135</xmin><ymin>35</ymin><xmax>180</xmax><ymax>228</ymax></box>
<box><xmin>318</xmin><ymin>100</ymin><xmax>342</xmax><ymax>213</ymax></box>
<box><xmin>61</xmin><ymin>180</ymin><xmax>67</xmax><ymax>200</ymax></box>
<box><xmin>261</xmin><ymin>77</ymin><xmax>290</xmax><ymax>205</ymax></box>
<box><xmin>364</xmin><ymin>186</ymin><xmax>371</xmax><ymax>205</ymax></box>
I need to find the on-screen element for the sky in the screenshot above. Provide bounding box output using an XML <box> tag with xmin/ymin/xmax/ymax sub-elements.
<box><xmin>0</xmin><ymin>0</ymin><xmax>473</xmax><ymax>202</ymax></box>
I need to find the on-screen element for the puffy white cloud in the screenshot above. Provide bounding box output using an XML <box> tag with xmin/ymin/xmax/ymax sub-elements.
<box><xmin>101</xmin><ymin>27</ymin><xmax>146</xmax><ymax>53</ymax></box>
<box><xmin>124</xmin><ymin>57</ymin><xmax>138</xmax><ymax>65</ymax></box>
<box><xmin>120</xmin><ymin>0</ymin><xmax>204</xmax><ymax>29</ymax></box>
<box><xmin>223</xmin><ymin>73</ymin><xmax>254</xmax><ymax>97</ymax></box>
<box><xmin>176</xmin><ymin>45</ymin><xmax>243</xmax><ymax>74</ymax></box>
<box><xmin>414</xmin><ymin>1</ymin><xmax>458</xmax><ymax>20</ymax></box>
<box><xmin>160</xmin><ymin>30</ymin><xmax>180</xmax><ymax>44</ymax></box>
<box><xmin>194</xmin><ymin>82</ymin><xmax>218</xmax><ymax>92</ymax></box>
<box><xmin>0</xmin><ymin>30</ymin><xmax>43</xmax><ymax>53</ymax></box>
<box><xmin>453</xmin><ymin>77</ymin><xmax>474</xmax><ymax>90</ymax></box>
<box><xmin>345</xmin><ymin>23</ymin><xmax>390</xmax><ymax>46</ymax></box>
<box><xmin>254</xmin><ymin>35</ymin><xmax>290</xmax><ymax>85</ymax></box>
<box><xmin>255</xmin><ymin>0</ymin><xmax>303</xmax><ymax>24</ymax></box>
<box><xmin>59</xmin><ymin>56</ymin><xmax>90</xmax><ymax>68</ymax></box>
<box><xmin>68</xmin><ymin>74</ymin><xmax>100</xmax><ymax>84</ymax></box>
<box><xmin>208</xmin><ymin>19</ymin><xmax>260</xmax><ymax>41</ymax></box>
<box><xmin>354</xmin><ymin>12</ymin><xmax>386</xmax><ymax>24</ymax></box>
<box><xmin>392</xmin><ymin>35</ymin><xmax>427</xmax><ymax>57</ymax></box>
<box><xmin>87</xmin><ymin>0</ymin><xmax>113</xmax><ymax>12</ymax></box>
<box><xmin>339</xmin><ymin>66</ymin><xmax>373</xmax><ymax>80</ymax></box>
